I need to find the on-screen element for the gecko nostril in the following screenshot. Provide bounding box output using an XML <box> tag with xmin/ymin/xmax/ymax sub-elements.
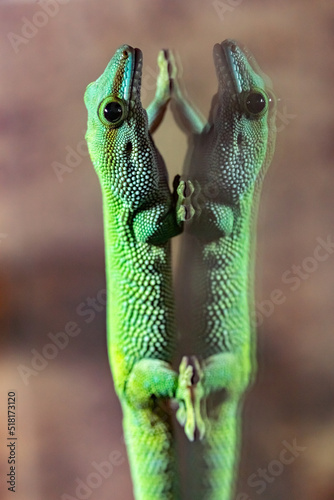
<box><xmin>126</xmin><ymin>141</ymin><xmax>132</xmax><ymax>155</ymax></box>
<box><xmin>237</xmin><ymin>133</ymin><xmax>243</xmax><ymax>146</ymax></box>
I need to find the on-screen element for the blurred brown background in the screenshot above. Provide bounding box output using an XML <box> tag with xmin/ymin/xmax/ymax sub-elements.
<box><xmin>0</xmin><ymin>0</ymin><xmax>333</xmax><ymax>499</ymax></box>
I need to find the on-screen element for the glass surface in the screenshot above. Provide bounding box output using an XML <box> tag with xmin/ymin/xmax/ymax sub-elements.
<box><xmin>0</xmin><ymin>1</ymin><xmax>333</xmax><ymax>499</ymax></box>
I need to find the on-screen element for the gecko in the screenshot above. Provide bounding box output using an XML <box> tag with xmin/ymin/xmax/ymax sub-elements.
<box><xmin>84</xmin><ymin>39</ymin><xmax>276</xmax><ymax>500</ymax></box>
<box><xmin>84</xmin><ymin>45</ymin><xmax>191</xmax><ymax>500</ymax></box>
<box><xmin>171</xmin><ymin>39</ymin><xmax>277</xmax><ymax>500</ymax></box>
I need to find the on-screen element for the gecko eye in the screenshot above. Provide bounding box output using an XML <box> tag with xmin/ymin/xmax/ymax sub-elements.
<box><xmin>104</xmin><ymin>102</ymin><xmax>123</xmax><ymax>122</ymax></box>
<box><xmin>98</xmin><ymin>96</ymin><xmax>126</xmax><ymax>128</ymax></box>
<box><xmin>243</xmin><ymin>88</ymin><xmax>268</xmax><ymax>118</ymax></box>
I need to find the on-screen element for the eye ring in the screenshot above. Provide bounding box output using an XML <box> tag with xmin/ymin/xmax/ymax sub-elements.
<box><xmin>242</xmin><ymin>87</ymin><xmax>269</xmax><ymax>118</ymax></box>
<box><xmin>266</xmin><ymin>89</ymin><xmax>276</xmax><ymax>110</ymax></box>
<box><xmin>98</xmin><ymin>96</ymin><xmax>127</xmax><ymax>128</ymax></box>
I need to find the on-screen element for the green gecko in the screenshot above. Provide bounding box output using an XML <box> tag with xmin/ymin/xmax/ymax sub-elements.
<box><xmin>84</xmin><ymin>39</ymin><xmax>276</xmax><ymax>500</ymax></box>
<box><xmin>171</xmin><ymin>40</ymin><xmax>277</xmax><ymax>499</ymax></box>
<box><xmin>84</xmin><ymin>45</ymin><xmax>186</xmax><ymax>499</ymax></box>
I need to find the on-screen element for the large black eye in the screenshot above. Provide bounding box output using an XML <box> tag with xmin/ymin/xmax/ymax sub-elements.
<box><xmin>242</xmin><ymin>88</ymin><xmax>269</xmax><ymax>118</ymax></box>
<box><xmin>245</xmin><ymin>91</ymin><xmax>266</xmax><ymax>115</ymax></box>
<box><xmin>98</xmin><ymin>97</ymin><xmax>126</xmax><ymax>127</ymax></box>
<box><xmin>104</xmin><ymin>101</ymin><xmax>123</xmax><ymax>123</ymax></box>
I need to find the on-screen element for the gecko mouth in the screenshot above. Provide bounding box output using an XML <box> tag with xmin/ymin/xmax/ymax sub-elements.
<box><xmin>213</xmin><ymin>39</ymin><xmax>244</xmax><ymax>98</ymax></box>
<box><xmin>129</xmin><ymin>47</ymin><xmax>143</xmax><ymax>102</ymax></box>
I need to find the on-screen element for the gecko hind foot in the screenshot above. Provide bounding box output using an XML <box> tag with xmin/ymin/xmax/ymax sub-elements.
<box><xmin>175</xmin><ymin>355</ymin><xmax>206</xmax><ymax>441</ymax></box>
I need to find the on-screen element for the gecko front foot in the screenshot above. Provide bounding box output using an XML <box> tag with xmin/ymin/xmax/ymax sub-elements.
<box><xmin>175</xmin><ymin>356</ymin><xmax>206</xmax><ymax>441</ymax></box>
<box><xmin>146</xmin><ymin>49</ymin><xmax>173</xmax><ymax>133</ymax></box>
<box><xmin>175</xmin><ymin>177</ymin><xmax>195</xmax><ymax>223</ymax></box>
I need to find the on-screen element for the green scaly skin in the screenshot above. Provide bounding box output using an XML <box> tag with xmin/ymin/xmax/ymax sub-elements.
<box><xmin>84</xmin><ymin>45</ymin><xmax>185</xmax><ymax>500</ymax></box>
<box><xmin>172</xmin><ymin>40</ymin><xmax>277</xmax><ymax>499</ymax></box>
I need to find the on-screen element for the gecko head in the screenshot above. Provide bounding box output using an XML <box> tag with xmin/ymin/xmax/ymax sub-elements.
<box><xmin>84</xmin><ymin>45</ymin><xmax>158</xmax><ymax>209</ymax></box>
<box><xmin>208</xmin><ymin>39</ymin><xmax>276</xmax><ymax>204</ymax></box>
